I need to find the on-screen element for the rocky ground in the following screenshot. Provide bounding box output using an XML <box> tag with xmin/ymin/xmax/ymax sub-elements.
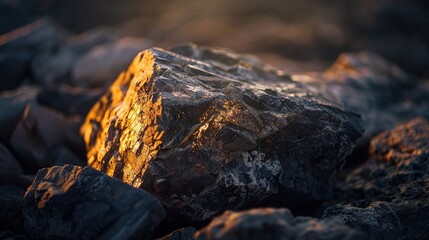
<box><xmin>1</xmin><ymin>1</ymin><xmax>429</xmax><ymax>240</ymax></box>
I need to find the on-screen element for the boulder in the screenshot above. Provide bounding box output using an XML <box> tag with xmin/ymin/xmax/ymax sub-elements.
<box><xmin>81</xmin><ymin>44</ymin><xmax>363</xmax><ymax>221</ymax></box>
<box><xmin>23</xmin><ymin>165</ymin><xmax>166</xmax><ymax>240</ymax></box>
<box><xmin>159</xmin><ymin>227</ymin><xmax>196</xmax><ymax>240</ymax></box>
<box><xmin>324</xmin><ymin>118</ymin><xmax>429</xmax><ymax>240</ymax></box>
<box><xmin>318</xmin><ymin>52</ymin><xmax>429</xmax><ymax>143</ymax></box>
<box><xmin>194</xmin><ymin>208</ymin><xmax>363</xmax><ymax>240</ymax></box>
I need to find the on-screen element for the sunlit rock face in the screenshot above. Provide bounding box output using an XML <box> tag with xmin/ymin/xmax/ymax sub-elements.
<box><xmin>324</xmin><ymin>118</ymin><xmax>429</xmax><ymax>239</ymax></box>
<box><xmin>81</xmin><ymin>43</ymin><xmax>363</xmax><ymax>221</ymax></box>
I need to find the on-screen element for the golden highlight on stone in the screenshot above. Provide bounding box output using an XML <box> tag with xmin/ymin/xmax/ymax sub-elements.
<box><xmin>81</xmin><ymin>51</ymin><xmax>164</xmax><ymax>187</ymax></box>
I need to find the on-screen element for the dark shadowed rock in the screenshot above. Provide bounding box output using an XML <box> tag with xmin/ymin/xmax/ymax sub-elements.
<box><xmin>23</xmin><ymin>165</ymin><xmax>165</xmax><ymax>240</ymax></box>
<box><xmin>66</xmin><ymin>27</ymin><xmax>119</xmax><ymax>55</ymax></box>
<box><xmin>158</xmin><ymin>227</ymin><xmax>196</xmax><ymax>240</ymax></box>
<box><xmin>81</xmin><ymin>44</ymin><xmax>363</xmax><ymax>221</ymax></box>
<box><xmin>0</xmin><ymin>86</ymin><xmax>39</xmax><ymax>143</ymax></box>
<box><xmin>31</xmin><ymin>47</ymin><xmax>75</xmax><ymax>85</ymax></box>
<box><xmin>0</xmin><ymin>143</ymin><xmax>23</xmax><ymax>184</ymax></box>
<box><xmin>0</xmin><ymin>50</ymin><xmax>32</xmax><ymax>91</ymax></box>
<box><xmin>72</xmin><ymin>37</ymin><xmax>151</xmax><ymax>87</ymax></box>
<box><xmin>323</xmin><ymin>118</ymin><xmax>429</xmax><ymax>240</ymax></box>
<box><xmin>36</xmin><ymin>85</ymin><xmax>102</xmax><ymax>116</ymax></box>
<box><xmin>195</xmin><ymin>208</ymin><xmax>363</xmax><ymax>240</ymax></box>
<box><xmin>316</xmin><ymin>52</ymin><xmax>429</xmax><ymax>143</ymax></box>
<box><xmin>0</xmin><ymin>186</ymin><xmax>25</xmax><ymax>233</ymax></box>
<box><xmin>10</xmin><ymin>103</ymin><xmax>84</xmax><ymax>171</ymax></box>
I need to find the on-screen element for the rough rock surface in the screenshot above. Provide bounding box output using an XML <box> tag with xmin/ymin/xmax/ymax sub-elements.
<box><xmin>23</xmin><ymin>165</ymin><xmax>166</xmax><ymax>240</ymax></box>
<box><xmin>312</xmin><ymin>52</ymin><xmax>429</xmax><ymax>143</ymax></box>
<box><xmin>194</xmin><ymin>208</ymin><xmax>363</xmax><ymax>240</ymax></box>
<box><xmin>323</xmin><ymin>118</ymin><xmax>429</xmax><ymax>240</ymax></box>
<box><xmin>81</xmin><ymin>44</ymin><xmax>363</xmax><ymax>221</ymax></box>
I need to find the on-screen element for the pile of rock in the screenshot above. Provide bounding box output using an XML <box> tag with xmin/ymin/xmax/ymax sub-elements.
<box><xmin>1</xmin><ymin>15</ymin><xmax>429</xmax><ymax>239</ymax></box>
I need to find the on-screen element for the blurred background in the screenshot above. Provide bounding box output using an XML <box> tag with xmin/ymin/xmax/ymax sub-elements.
<box><xmin>1</xmin><ymin>0</ymin><xmax>429</xmax><ymax>91</ymax></box>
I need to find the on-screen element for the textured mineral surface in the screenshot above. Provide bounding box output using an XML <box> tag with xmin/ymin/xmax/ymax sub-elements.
<box><xmin>23</xmin><ymin>165</ymin><xmax>166</xmax><ymax>240</ymax></box>
<box><xmin>194</xmin><ymin>208</ymin><xmax>363</xmax><ymax>240</ymax></box>
<box><xmin>323</xmin><ymin>117</ymin><xmax>429</xmax><ymax>240</ymax></box>
<box><xmin>81</xmin><ymin>44</ymin><xmax>363</xmax><ymax>221</ymax></box>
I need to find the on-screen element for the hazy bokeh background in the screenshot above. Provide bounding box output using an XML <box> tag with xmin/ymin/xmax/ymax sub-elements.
<box><xmin>2</xmin><ymin>0</ymin><xmax>429</xmax><ymax>77</ymax></box>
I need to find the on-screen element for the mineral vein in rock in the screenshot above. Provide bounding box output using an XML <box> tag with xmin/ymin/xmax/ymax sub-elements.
<box><xmin>81</xmin><ymin>44</ymin><xmax>363</xmax><ymax>221</ymax></box>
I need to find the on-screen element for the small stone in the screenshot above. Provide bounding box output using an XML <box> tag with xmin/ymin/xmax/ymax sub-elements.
<box><xmin>0</xmin><ymin>143</ymin><xmax>23</xmax><ymax>184</ymax></box>
<box><xmin>194</xmin><ymin>208</ymin><xmax>363</xmax><ymax>240</ymax></box>
<box><xmin>23</xmin><ymin>165</ymin><xmax>166</xmax><ymax>240</ymax></box>
<box><xmin>158</xmin><ymin>227</ymin><xmax>196</xmax><ymax>240</ymax></box>
<box><xmin>10</xmin><ymin>103</ymin><xmax>84</xmax><ymax>171</ymax></box>
<box><xmin>0</xmin><ymin>186</ymin><xmax>25</xmax><ymax>233</ymax></box>
<box><xmin>36</xmin><ymin>85</ymin><xmax>102</xmax><ymax>116</ymax></box>
<box><xmin>72</xmin><ymin>37</ymin><xmax>151</xmax><ymax>87</ymax></box>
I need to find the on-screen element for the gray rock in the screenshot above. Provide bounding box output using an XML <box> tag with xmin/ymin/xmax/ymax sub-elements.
<box><xmin>312</xmin><ymin>52</ymin><xmax>429</xmax><ymax>143</ymax></box>
<box><xmin>31</xmin><ymin>47</ymin><xmax>75</xmax><ymax>85</ymax></box>
<box><xmin>81</xmin><ymin>44</ymin><xmax>363</xmax><ymax>221</ymax></box>
<box><xmin>194</xmin><ymin>208</ymin><xmax>363</xmax><ymax>240</ymax></box>
<box><xmin>0</xmin><ymin>143</ymin><xmax>23</xmax><ymax>184</ymax></box>
<box><xmin>10</xmin><ymin>103</ymin><xmax>84</xmax><ymax>171</ymax></box>
<box><xmin>0</xmin><ymin>186</ymin><xmax>25</xmax><ymax>233</ymax></box>
<box><xmin>324</xmin><ymin>118</ymin><xmax>429</xmax><ymax>240</ymax></box>
<box><xmin>23</xmin><ymin>165</ymin><xmax>166</xmax><ymax>240</ymax></box>
<box><xmin>36</xmin><ymin>85</ymin><xmax>102</xmax><ymax>116</ymax></box>
<box><xmin>72</xmin><ymin>37</ymin><xmax>151</xmax><ymax>87</ymax></box>
<box><xmin>67</xmin><ymin>27</ymin><xmax>120</xmax><ymax>55</ymax></box>
<box><xmin>0</xmin><ymin>86</ymin><xmax>39</xmax><ymax>143</ymax></box>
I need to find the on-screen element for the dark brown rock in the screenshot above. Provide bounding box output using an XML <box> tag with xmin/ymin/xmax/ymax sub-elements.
<box><xmin>194</xmin><ymin>208</ymin><xmax>363</xmax><ymax>240</ymax></box>
<box><xmin>23</xmin><ymin>165</ymin><xmax>165</xmax><ymax>240</ymax></box>
<box><xmin>81</xmin><ymin>44</ymin><xmax>363</xmax><ymax>221</ymax></box>
<box><xmin>323</xmin><ymin>118</ymin><xmax>429</xmax><ymax>240</ymax></box>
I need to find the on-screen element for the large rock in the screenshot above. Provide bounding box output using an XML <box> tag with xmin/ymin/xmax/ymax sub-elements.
<box><xmin>81</xmin><ymin>44</ymin><xmax>363</xmax><ymax>221</ymax></box>
<box><xmin>314</xmin><ymin>52</ymin><xmax>429</xmax><ymax>143</ymax></box>
<box><xmin>323</xmin><ymin>118</ymin><xmax>429</xmax><ymax>239</ymax></box>
<box><xmin>194</xmin><ymin>208</ymin><xmax>363</xmax><ymax>240</ymax></box>
<box><xmin>23</xmin><ymin>165</ymin><xmax>165</xmax><ymax>240</ymax></box>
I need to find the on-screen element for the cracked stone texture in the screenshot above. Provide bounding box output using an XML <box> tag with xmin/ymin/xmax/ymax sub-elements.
<box><xmin>194</xmin><ymin>208</ymin><xmax>363</xmax><ymax>240</ymax></box>
<box><xmin>323</xmin><ymin>117</ymin><xmax>429</xmax><ymax>240</ymax></box>
<box><xmin>81</xmin><ymin>43</ymin><xmax>363</xmax><ymax>221</ymax></box>
<box><xmin>23</xmin><ymin>165</ymin><xmax>166</xmax><ymax>240</ymax></box>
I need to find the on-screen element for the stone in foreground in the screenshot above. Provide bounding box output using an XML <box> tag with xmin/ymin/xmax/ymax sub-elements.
<box><xmin>81</xmin><ymin>44</ymin><xmax>363</xmax><ymax>221</ymax></box>
<box><xmin>23</xmin><ymin>165</ymin><xmax>165</xmax><ymax>240</ymax></box>
<box><xmin>324</xmin><ymin>118</ymin><xmax>429</xmax><ymax>240</ymax></box>
<box><xmin>194</xmin><ymin>208</ymin><xmax>363</xmax><ymax>240</ymax></box>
